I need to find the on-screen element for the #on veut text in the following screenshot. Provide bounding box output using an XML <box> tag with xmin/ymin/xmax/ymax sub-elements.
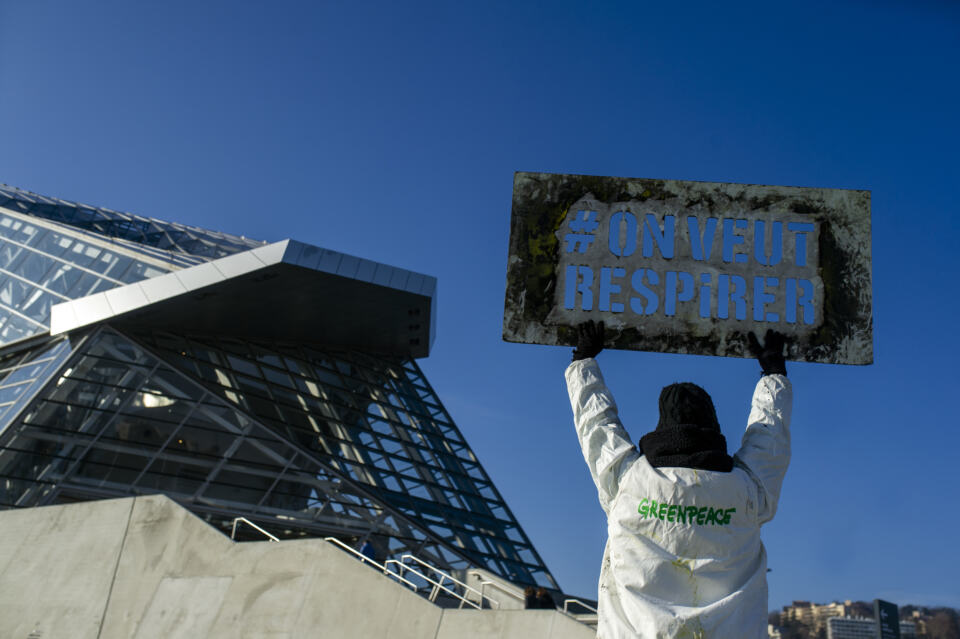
<box><xmin>561</xmin><ymin>209</ymin><xmax>818</xmax><ymax>326</ymax></box>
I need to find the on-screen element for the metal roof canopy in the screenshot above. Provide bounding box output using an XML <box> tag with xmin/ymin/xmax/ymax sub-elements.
<box><xmin>50</xmin><ymin>240</ymin><xmax>437</xmax><ymax>358</ymax></box>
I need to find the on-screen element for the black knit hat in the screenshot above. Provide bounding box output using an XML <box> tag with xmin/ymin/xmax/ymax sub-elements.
<box><xmin>657</xmin><ymin>382</ymin><xmax>720</xmax><ymax>432</ymax></box>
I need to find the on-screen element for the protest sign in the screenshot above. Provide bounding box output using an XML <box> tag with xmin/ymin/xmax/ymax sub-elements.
<box><xmin>503</xmin><ymin>172</ymin><xmax>872</xmax><ymax>364</ymax></box>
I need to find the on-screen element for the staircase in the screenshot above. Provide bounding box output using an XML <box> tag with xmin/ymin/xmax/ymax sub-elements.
<box><xmin>0</xmin><ymin>494</ymin><xmax>596</xmax><ymax>638</ymax></box>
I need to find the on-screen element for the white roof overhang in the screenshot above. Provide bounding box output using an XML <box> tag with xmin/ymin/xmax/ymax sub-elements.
<box><xmin>49</xmin><ymin>240</ymin><xmax>437</xmax><ymax>358</ymax></box>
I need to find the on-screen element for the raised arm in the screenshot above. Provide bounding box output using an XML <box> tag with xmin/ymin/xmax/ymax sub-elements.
<box><xmin>734</xmin><ymin>330</ymin><xmax>793</xmax><ymax>524</ymax></box>
<box><xmin>565</xmin><ymin>322</ymin><xmax>639</xmax><ymax>513</ymax></box>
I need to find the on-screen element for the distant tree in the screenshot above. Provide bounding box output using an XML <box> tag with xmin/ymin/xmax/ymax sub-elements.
<box><xmin>926</xmin><ymin>608</ymin><xmax>960</xmax><ymax>639</ymax></box>
<box><xmin>780</xmin><ymin>621</ymin><xmax>813</xmax><ymax>639</ymax></box>
<box><xmin>770</xmin><ymin>611</ymin><xmax>782</xmax><ymax>626</ymax></box>
<box><xmin>848</xmin><ymin>601</ymin><xmax>873</xmax><ymax>618</ymax></box>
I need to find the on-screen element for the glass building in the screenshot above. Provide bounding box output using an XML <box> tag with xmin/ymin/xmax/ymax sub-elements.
<box><xmin>0</xmin><ymin>183</ymin><xmax>559</xmax><ymax>591</ymax></box>
<box><xmin>826</xmin><ymin>617</ymin><xmax>917</xmax><ymax>639</ymax></box>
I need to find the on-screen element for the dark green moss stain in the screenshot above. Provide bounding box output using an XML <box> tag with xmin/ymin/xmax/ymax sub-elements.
<box><xmin>556</xmin><ymin>324</ymin><xmax>577</xmax><ymax>346</ymax></box>
<box><xmin>790</xmin><ymin>200</ymin><xmax>821</xmax><ymax>216</ymax></box>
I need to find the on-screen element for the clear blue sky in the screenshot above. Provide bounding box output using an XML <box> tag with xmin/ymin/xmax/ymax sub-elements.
<box><xmin>1</xmin><ymin>0</ymin><xmax>958</xmax><ymax>611</ymax></box>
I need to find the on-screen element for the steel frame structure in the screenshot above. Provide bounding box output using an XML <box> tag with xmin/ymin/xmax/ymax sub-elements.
<box><xmin>0</xmin><ymin>183</ymin><xmax>559</xmax><ymax>591</ymax></box>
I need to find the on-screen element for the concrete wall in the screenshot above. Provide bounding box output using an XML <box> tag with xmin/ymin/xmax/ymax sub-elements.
<box><xmin>0</xmin><ymin>495</ymin><xmax>594</xmax><ymax>639</ymax></box>
<box><xmin>0</xmin><ymin>497</ymin><xmax>132</xmax><ymax>639</ymax></box>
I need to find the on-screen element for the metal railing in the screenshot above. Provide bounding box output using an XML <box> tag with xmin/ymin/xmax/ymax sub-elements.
<box><xmin>227</xmin><ymin>530</ymin><xmax>596</xmax><ymax>626</ymax></box>
<box><xmin>323</xmin><ymin>539</ymin><xmax>499</xmax><ymax>610</ymax></box>
<box><xmin>563</xmin><ymin>598</ymin><xmax>598</xmax><ymax>615</ymax></box>
<box><xmin>323</xmin><ymin>537</ymin><xmax>419</xmax><ymax>591</ymax></box>
<box><xmin>389</xmin><ymin>555</ymin><xmax>491</xmax><ymax>610</ymax></box>
<box><xmin>230</xmin><ymin>517</ymin><xmax>279</xmax><ymax>542</ymax></box>
<box><xmin>466</xmin><ymin>569</ymin><xmax>525</xmax><ymax>608</ymax></box>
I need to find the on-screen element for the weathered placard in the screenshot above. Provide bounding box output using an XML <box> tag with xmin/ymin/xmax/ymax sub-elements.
<box><xmin>503</xmin><ymin>172</ymin><xmax>872</xmax><ymax>364</ymax></box>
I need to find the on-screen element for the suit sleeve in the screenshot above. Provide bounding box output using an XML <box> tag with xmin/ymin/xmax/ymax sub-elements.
<box><xmin>733</xmin><ymin>374</ymin><xmax>793</xmax><ymax>524</ymax></box>
<box><xmin>565</xmin><ymin>358</ymin><xmax>640</xmax><ymax>513</ymax></box>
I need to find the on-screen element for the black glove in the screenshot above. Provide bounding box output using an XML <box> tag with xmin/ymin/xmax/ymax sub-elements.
<box><xmin>572</xmin><ymin>320</ymin><xmax>605</xmax><ymax>361</ymax></box>
<box><xmin>747</xmin><ymin>329</ymin><xmax>788</xmax><ymax>376</ymax></box>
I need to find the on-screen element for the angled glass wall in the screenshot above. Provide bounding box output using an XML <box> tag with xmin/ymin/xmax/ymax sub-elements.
<box><xmin>0</xmin><ymin>326</ymin><xmax>559</xmax><ymax>589</ymax></box>
<box><xmin>0</xmin><ymin>184</ymin><xmax>263</xmax><ymax>262</ymax></box>
<box><xmin>0</xmin><ymin>336</ymin><xmax>75</xmax><ymax>436</ymax></box>
<box><xmin>0</xmin><ymin>209</ymin><xmax>178</xmax><ymax>345</ymax></box>
<box><xmin>137</xmin><ymin>331</ymin><xmax>555</xmax><ymax>587</ymax></box>
<box><xmin>0</xmin><ymin>182</ymin><xmax>562</xmax><ymax>593</ymax></box>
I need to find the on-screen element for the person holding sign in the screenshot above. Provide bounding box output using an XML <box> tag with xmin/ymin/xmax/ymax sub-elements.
<box><xmin>565</xmin><ymin>321</ymin><xmax>791</xmax><ymax>638</ymax></box>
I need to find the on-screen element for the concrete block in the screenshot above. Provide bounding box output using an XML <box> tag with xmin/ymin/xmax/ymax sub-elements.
<box><xmin>208</xmin><ymin>572</ymin><xmax>309</xmax><ymax>637</ymax></box>
<box><xmin>384</xmin><ymin>582</ymin><xmax>444</xmax><ymax>639</ymax></box>
<box><xmin>99</xmin><ymin>495</ymin><xmax>233</xmax><ymax>637</ymax></box>
<box><xmin>438</xmin><ymin>609</ymin><xmax>595</xmax><ymax>639</ymax></box>
<box><xmin>437</xmin><ymin>609</ymin><xmax>506</xmax><ymax>639</ymax></box>
<box><xmin>500</xmin><ymin>610</ymin><xmax>561</xmax><ymax>638</ymax></box>
<box><xmin>0</xmin><ymin>497</ymin><xmax>134</xmax><ymax>639</ymax></box>
<box><xmin>133</xmin><ymin>576</ymin><xmax>232</xmax><ymax>639</ymax></box>
<box><xmin>548</xmin><ymin>612</ymin><xmax>597</xmax><ymax>638</ymax></box>
<box><xmin>291</xmin><ymin>543</ymin><xmax>406</xmax><ymax>637</ymax></box>
<box><xmin>0</xmin><ymin>495</ymin><xmax>588</xmax><ymax>639</ymax></box>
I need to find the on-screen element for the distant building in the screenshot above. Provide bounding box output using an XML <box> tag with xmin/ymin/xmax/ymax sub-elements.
<box><xmin>904</xmin><ymin>609</ymin><xmax>928</xmax><ymax>636</ymax></box>
<box><xmin>782</xmin><ymin>601</ymin><xmax>852</xmax><ymax>636</ymax></box>
<box><xmin>826</xmin><ymin>616</ymin><xmax>917</xmax><ymax>639</ymax></box>
<box><xmin>826</xmin><ymin>617</ymin><xmax>874</xmax><ymax>639</ymax></box>
<box><xmin>767</xmin><ymin>624</ymin><xmax>783</xmax><ymax>639</ymax></box>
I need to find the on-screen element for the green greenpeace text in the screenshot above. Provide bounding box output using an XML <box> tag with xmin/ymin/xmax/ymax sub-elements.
<box><xmin>638</xmin><ymin>498</ymin><xmax>736</xmax><ymax>526</ymax></box>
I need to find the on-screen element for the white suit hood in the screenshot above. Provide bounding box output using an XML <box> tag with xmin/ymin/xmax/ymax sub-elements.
<box><xmin>565</xmin><ymin>358</ymin><xmax>792</xmax><ymax>639</ymax></box>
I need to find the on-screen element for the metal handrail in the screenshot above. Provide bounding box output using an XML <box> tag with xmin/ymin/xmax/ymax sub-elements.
<box><xmin>563</xmin><ymin>598</ymin><xmax>598</xmax><ymax>614</ymax></box>
<box><xmin>398</xmin><ymin>554</ymin><xmax>491</xmax><ymax>608</ymax></box>
<box><xmin>231</xmin><ymin>517</ymin><xmax>279</xmax><ymax>542</ymax></box>
<box><xmin>466</xmin><ymin>569</ymin><xmax>525</xmax><ymax>607</ymax></box>
<box><xmin>323</xmin><ymin>537</ymin><xmax>418</xmax><ymax>591</ymax></box>
<box><xmin>385</xmin><ymin>558</ymin><xmax>484</xmax><ymax>610</ymax></box>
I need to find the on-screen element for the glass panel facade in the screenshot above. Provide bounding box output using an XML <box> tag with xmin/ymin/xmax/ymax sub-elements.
<box><xmin>0</xmin><ymin>184</ymin><xmax>264</xmax><ymax>262</ymax></box>
<box><xmin>0</xmin><ymin>336</ymin><xmax>74</xmax><ymax>434</ymax></box>
<box><xmin>0</xmin><ymin>183</ymin><xmax>561</xmax><ymax>592</ymax></box>
<box><xmin>0</xmin><ymin>209</ymin><xmax>181</xmax><ymax>346</ymax></box>
<box><xmin>0</xmin><ymin>326</ymin><xmax>557</xmax><ymax>588</ymax></box>
<box><xmin>138</xmin><ymin>331</ymin><xmax>557</xmax><ymax>588</ymax></box>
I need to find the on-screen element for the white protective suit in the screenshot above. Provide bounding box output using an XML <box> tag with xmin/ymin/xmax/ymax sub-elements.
<box><xmin>565</xmin><ymin>358</ymin><xmax>792</xmax><ymax>639</ymax></box>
